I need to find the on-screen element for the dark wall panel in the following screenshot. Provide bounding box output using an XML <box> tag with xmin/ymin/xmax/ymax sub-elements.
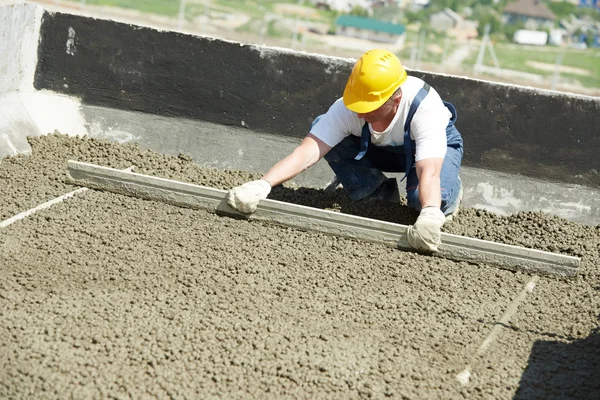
<box><xmin>35</xmin><ymin>12</ymin><xmax>600</xmax><ymax>187</ymax></box>
<box><xmin>414</xmin><ymin>71</ymin><xmax>600</xmax><ymax>186</ymax></box>
<box><xmin>35</xmin><ymin>12</ymin><xmax>351</xmax><ymax>136</ymax></box>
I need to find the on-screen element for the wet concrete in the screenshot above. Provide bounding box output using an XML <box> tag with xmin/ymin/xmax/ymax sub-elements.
<box><xmin>1</xmin><ymin>134</ymin><xmax>598</xmax><ymax>399</ymax></box>
<box><xmin>80</xmin><ymin>105</ymin><xmax>600</xmax><ymax>226</ymax></box>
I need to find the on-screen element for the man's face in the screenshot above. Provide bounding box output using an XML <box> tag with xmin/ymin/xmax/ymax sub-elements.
<box><xmin>356</xmin><ymin>95</ymin><xmax>401</xmax><ymax>124</ymax></box>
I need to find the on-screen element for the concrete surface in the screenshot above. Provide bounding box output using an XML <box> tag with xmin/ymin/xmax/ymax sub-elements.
<box><xmin>1</xmin><ymin>134</ymin><xmax>598</xmax><ymax>399</ymax></box>
<box><xmin>1</xmin><ymin>3</ymin><xmax>598</xmax><ymax>399</ymax></box>
<box><xmin>65</xmin><ymin>160</ymin><xmax>581</xmax><ymax>277</ymax></box>
<box><xmin>80</xmin><ymin>104</ymin><xmax>600</xmax><ymax>226</ymax></box>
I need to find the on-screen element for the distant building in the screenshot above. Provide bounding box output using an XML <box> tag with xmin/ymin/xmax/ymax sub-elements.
<box><xmin>559</xmin><ymin>14</ymin><xmax>600</xmax><ymax>45</ymax></box>
<box><xmin>513</xmin><ymin>29</ymin><xmax>548</xmax><ymax>45</ymax></box>
<box><xmin>504</xmin><ymin>0</ymin><xmax>556</xmax><ymax>29</ymax></box>
<box><xmin>430</xmin><ymin>8</ymin><xmax>462</xmax><ymax>31</ymax></box>
<box><xmin>429</xmin><ymin>7</ymin><xmax>479</xmax><ymax>39</ymax></box>
<box><xmin>313</xmin><ymin>0</ymin><xmax>371</xmax><ymax>13</ymax></box>
<box><xmin>335</xmin><ymin>15</ymin><xmax>406</xmax><ymax>45</ymax></box>
<box><xmin>410</xmin><ymin>0</ymin><xmax>430</xmax><ymax>10</ymax></box>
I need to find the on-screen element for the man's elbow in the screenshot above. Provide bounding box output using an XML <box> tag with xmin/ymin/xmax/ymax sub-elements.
<box><xmin>416</xmin><ymin>158</ymin><xmax>444</xmax><ymax>179</ymax></box>
<box><xmin>298</xmin><ymin>134</ymin><xmax>330</xmax><ymax>171</ymax></box>
<box><xmin>303</xmin><ymin>150</ymin><xmax>325</xmax><ymax>171</ymax></box>
<box><xmin>292</xmin><ymin>145</ymin><xmax>319</xmax><ymax>172</ymax></box>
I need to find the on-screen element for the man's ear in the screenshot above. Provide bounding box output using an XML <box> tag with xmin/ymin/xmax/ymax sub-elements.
<box><xmin>395</xmin><ymin>92</ymin><xmax>402</xmax><ymax>105</ymax></box>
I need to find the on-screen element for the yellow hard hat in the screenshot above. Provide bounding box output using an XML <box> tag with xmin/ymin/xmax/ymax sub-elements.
<box><xmin>343</xmin><ymin>49</ymin><xmax>407</xmax><ymax>114</ymax></box>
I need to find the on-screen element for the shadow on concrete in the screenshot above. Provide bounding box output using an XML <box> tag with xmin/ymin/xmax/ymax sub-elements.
<box><xmin>269</xmin><ymin>185</ymin><xmax>419</xmax><ymax>227</ymax></box>
<box><xmin>514</xmin><ymin>316</ymin><xmax>600</xmax><ymax>400</ymax></box>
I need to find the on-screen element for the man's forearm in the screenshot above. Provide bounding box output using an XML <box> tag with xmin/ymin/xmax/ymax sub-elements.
<box><xmin>415</xmin><ymin>158</ymin><xmax>444</xmax><ymax>209</ymax></box>
<box><xmin>262</xmin><ymin>151</ymin><xmax>313</xmax><ymax>187</ymax></box>
<box><xmin>262</xmin><ymin>134</ymin><xmax>330</xmax><ymax>187</ymax></box>
<box><xmin>418</xmin><ymin>174</ymin><xmax>442</xmax><ymax>208</ymax></box>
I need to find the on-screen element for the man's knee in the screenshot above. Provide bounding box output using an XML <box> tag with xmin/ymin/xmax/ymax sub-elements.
<box><xmin>324</xmin><ymin>136</ymin><xmax>359</xmax><ymax>163</ymax></box>
<box><xmin>407</xmin><ymin>184</ymin><xmax>455</xmax><ymax>211</ymax></box>
<box><xmin>324</xmin><ymin>148</ymin><xmax>340</xmax><ymax>163</ymax></box>
<box><xmin>440</xmin><ymin>176</ymin><xmax>462</xmax><ymax>211</ymax></box>
<box><xmin>406</xmin><ymin>188</ymin><xmax>421</xmax><ymax>211</ymax></box>
<box><xmin>441</xmin><ymin>187</ymin><xmax>454</xmax><ymax>204</ymax></box>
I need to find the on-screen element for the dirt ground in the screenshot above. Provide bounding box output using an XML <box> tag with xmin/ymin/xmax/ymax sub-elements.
<box><xmin>0</xmin><ymin>134</ymin><xmax>598</xmax><ymax>399</ymax></box>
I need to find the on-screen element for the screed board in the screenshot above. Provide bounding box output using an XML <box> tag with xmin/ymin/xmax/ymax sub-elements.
<box><xmin>67</xmin><ymin>160</ymin><xmax>580</xmax><ymax>277</ymax></box>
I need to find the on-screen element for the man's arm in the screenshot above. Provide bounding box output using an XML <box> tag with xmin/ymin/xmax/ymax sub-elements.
<box><xmin>415</xmin><ymin>157</ymin><xmax>444</xmax><ymax>209</ymax></box>
<box><xmin>406</xmin><ymin>157</ymin><xmax>446</xmax><ymax>252</ymax></box>
<box><xmin>262</xmin><ymin>133</ymin><xmax>332</xmax><ymax>186</ymax></box>
<box><xmin>227</xmin><ymin>133</ymin><xmax>331</xmax><ymax>214</ymax></box>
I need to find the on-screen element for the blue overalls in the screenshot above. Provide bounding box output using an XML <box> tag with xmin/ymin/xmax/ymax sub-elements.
<box><xmin>319</xmin><ymin>84</ymin><xmax>463</xmax><ymax>214</ymax></box>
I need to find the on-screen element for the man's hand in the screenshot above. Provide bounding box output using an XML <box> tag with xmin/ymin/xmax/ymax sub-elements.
<box><xmin>227</xmin><ymin>180</ymin><xmax>272</xmax><ymax>214</ymax></box>
<box><xmin>406</xmin><ymin>207</ymin><xmax>445</xmax><ymax>252</ymax></box>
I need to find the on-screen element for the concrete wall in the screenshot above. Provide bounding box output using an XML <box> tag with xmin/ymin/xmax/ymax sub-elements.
<box><xmin>35</xmin><ymin>11</ymin><xmax>350</xmax><ymax>138</ymax></box>
<box><xmin>0</xmin><ymin>2</ymin><xmax>41</xmax><ymax>156</ymax></box>
<box><xmin>0</xmin><ymin>2</ymin><xmax>86</xmax><ymax>158</ymax></box>
<box><xmin>30</xmin><ymin>9</ymin><xmax>600</xmax><ymax>189</ymax></box>
<box><xmin>419</xmin><ymin>72</ymin><xmax>600</xmax><ymax>187</ymax></box>
<box><xmin>0</xmin><ymin>1</ymin><xmax>37</xmax><ymax>93</ymax></box>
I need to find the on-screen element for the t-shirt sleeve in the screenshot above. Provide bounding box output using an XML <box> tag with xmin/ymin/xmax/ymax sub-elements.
<box><xmin>410</xmin><ymin>93</ymin><xmax>450</xmax><ymax>161</ymax></box>
<box><xmin>310</xmin><ymin>99</ymin><xmax>360</xmax><ymax>147</ymax></box>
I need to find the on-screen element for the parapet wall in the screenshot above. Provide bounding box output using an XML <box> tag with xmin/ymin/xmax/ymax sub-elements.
<box><xmin>0</xmin><ymin>2</ymin><xmax>87</xmax><ymax>156</ymax></box>
<box><xmin>35</xmin><ymin>11</ymin><xmax>350</xmax><ymax>137</ymax></box>
<box><xmin>34</xmin><ymin>8</ymin><xmax>600</xmax><ymax>188</ymax></box>
<box><xmin>2</xmin><ymin>2</ymin><xmax>600</xmax><ymax>190</ymax></box>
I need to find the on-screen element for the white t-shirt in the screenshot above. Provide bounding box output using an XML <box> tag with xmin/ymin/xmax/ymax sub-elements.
<box><xmin>310</xmin><ymin>76</ymin><xmax>451</xmax><ymax>162</ymax></box>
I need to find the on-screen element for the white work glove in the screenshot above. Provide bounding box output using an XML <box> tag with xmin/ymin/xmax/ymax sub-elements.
<box><xmin>227</xmin><ymin>179</ymin><xmax>271</xmax><ymax>214</ymax></box>
<box><xmin>406</xmin><ymin>207</ymin><xmax>445</xmax><ymax>252</ymax></box>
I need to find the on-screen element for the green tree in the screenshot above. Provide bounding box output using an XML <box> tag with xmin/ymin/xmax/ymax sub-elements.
<box><xmin>371</xmin><ymin>5</ymin><xmax>403</xmax><ymax>23</ymax></box>
<box><xmin>405</xmin><ymin>8</ymin><xmax>429</xmax><ymax>24</ymax></box>
<box><xmin>503</xmin><ymin>20</ymin><xmax>525</xmax><ymax>41</ymax></box>
<box><xmin>473</xmin><ymin>9</ymin><xmax>501</xmax><ymax>36</ymax></box>
<box><xmin>547</xmin><ymin>1</ymin><xmax>577</xmax><ymax>19</ymax></box>
<box><xmin>349</xmin><ymin>6</ymin><xmax>368</xmax><ymax>17</ymax></box>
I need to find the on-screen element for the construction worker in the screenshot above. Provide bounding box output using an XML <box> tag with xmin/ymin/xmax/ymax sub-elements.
<box><xmin>227</xmin><ymin>49</ymin><xmax>463</xmax><ymax>252</ymax></box>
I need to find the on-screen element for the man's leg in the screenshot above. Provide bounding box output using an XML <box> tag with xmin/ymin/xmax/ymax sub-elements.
<box><xmin>405</xmin><ymin>145</ymin><xmax>463</xmax><ymax>215</ymax></box>
<box><xmin>440</xmin><ymin>145</ymin><xmax>463</xmax><ymax>217</ymax></box>
<box><xmin>324</xmin><ymin>136</ymin><xmax>405</xmax><ymax>201</ymax></box>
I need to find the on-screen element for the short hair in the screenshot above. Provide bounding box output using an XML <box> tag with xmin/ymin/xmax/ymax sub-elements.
<box><xmin>384</xmin><ymin>87</ymin><xmax>402</xmax><ymax>107</ymax></box>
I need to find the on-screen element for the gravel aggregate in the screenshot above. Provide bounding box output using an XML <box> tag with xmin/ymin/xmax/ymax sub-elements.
<box><xmin>1</xmin><ymin>134</ymin><xmax>598</xmax><ymax>399</ymax></box>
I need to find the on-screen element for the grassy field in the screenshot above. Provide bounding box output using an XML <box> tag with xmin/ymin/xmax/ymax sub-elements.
<box><xmin>184</xmin><ymin>0</ymin><xmax>335</xmax><ymax>41</ymax></box>
<box><xmin>73</xmin><ymin>0</ymin><xmax>180</xmax><ymax>16</ymax></box>
<box><xmin>211</xmin><ymin>0</ymin><xmax>335</xmax><ymax>21</ymax></box>
<box><xmin>396</xmin><ymin>30</ymin><xmax>461</xmax><ymax>66</ymax></box>
<box><xmin>463</xmin><ymin>42</ymin><xmax>600</xmax><ymax>88</ymax></box>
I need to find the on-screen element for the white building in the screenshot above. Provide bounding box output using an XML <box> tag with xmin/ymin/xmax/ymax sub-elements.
<box><xmin>313</xmin><ymin>0</ymin><xmax>372</xmax><ymax>13</ymax></box>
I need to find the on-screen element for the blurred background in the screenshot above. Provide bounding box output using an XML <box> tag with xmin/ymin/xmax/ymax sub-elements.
<box><xmin>25</xmin><ymin>0</ymin><xmax>600</xmax><ymax>97</ymax></box>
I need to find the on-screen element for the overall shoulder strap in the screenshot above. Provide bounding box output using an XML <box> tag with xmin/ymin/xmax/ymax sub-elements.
<box><xmin>354</xmin><ymin>122</ymin><xmax>371</xmax><ymax>161</ymax></box>
<box><xmin>404</xmin><ymin>83</ymin><xmax>430</xmax><ymax>133</ymax></box>
<box><xmin>355</xmin><ymin>83</ymin><xmax>431</xmax><ymax>163</ymax></box>
<box><xmin>401</xmin><ymin>83</ymin><xmax>430</xmax><ymax>180</ymax></box>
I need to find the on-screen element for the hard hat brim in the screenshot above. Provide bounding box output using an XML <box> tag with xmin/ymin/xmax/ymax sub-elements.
<box><xmin>342</xmin><ymin>85</ymin><xmax>387</xmax><ymax>114</ymax></box>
